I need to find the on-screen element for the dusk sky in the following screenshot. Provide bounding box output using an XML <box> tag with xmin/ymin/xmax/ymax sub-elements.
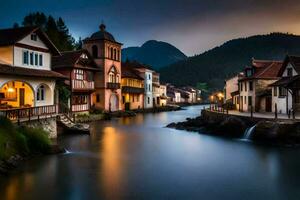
<box><xmin>1</xmin><ymin>0</ymin><xmax>300</xmax><ymax>56</ymax></box>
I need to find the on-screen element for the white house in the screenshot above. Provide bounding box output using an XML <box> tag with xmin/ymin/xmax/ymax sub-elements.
<box><xmin>269</xmin><ymin>55</ymin><xmax>300</xmax><ymax>114</ymax></box>
<box><xmin>0</xmin><ymin>27</ymin><xmax>65</xmax><ymax>115</ymax></box>
<box><xmin>128</xmin><ymin>62</ymin><xmax>154</xmax><ymax>109</ymax></box>
<box><xmin>159</xmin><ymin>84</ymin><xmax>168</xmax><ymax>106</ymax></box>
<box><xmin>238</xmin><ymin>59</ymin><xmax>282</xmax><ymax>112</ymax></box>
<box><xmin>224</xmin><ymin>73</ymin><xmax>243</xmax><ymax>110</ymax></box>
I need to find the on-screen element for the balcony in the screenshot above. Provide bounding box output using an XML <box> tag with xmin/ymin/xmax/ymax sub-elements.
<box><xmin>72</xmin><ymin>80</ymin><xmax>95</xmax><ymax>91</ymax></box>
<box><xmin>107</xmin><ymin>82</ymin><xmax>120</xmax><ymax>90</ymax></box>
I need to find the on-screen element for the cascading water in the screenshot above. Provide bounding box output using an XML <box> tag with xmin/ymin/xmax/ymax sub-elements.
<box><xmin>243</xmin><ymin>125</ymin><xmax>256</xmax><ymax>140</ymax></box>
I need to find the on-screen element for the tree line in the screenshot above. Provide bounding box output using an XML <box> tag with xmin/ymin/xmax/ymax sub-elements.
<box><xmin>13</xmin><ymin>12</ymin><xmax>82</xmax><ymax>51</ymax></box>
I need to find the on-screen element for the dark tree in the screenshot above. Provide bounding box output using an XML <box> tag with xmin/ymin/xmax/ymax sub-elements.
<box><xmin>21</xmin><ymin>12</ymin><xmax>76</xmax><ymax>51</ymax></box>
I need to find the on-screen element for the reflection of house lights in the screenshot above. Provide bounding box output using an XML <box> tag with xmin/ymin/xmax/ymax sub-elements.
<box><xmin>7</xmin><ymin>88</ymin><xmax>15</xmax><ymax>93</ymax></box>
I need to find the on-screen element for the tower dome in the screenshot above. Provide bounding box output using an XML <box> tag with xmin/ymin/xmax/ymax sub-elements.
<box><xmin>89</xmin><ymin>23</ymin><xmax>116</xmax><ymax>42</ymax></box>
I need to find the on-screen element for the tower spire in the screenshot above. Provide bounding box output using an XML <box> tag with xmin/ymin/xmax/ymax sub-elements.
<box><xmin>99</xmin><ymin>20</ymin><xmax>106</xmax><ymax>31</ymax></box>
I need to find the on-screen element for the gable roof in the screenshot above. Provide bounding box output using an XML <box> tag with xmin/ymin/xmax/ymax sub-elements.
<box><xmin>278</xmin><ymin>55</ymin><xmax>300</xmax><ymax>76</ymax></box>
<box><xmin>0</xmin><ymin>63</ymin><xmax>66</xmax><ymax>79</ymax></box>
<box><xmin>52</xmin><ymin>49</ymin><xmax>99</xmax><ymax>71</ymax></box>
<box><xmin>240</xmin><ymin>59</ymin><xmax>283</xmax><ymax>80</ymax></box>
<box><xmin>0</xmin><ymin>26</ymin><xmax>60</xmax><ymax>55</ymax></box>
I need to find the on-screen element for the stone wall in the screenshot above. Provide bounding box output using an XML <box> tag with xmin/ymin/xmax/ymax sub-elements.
<box><xmin>22</xmin><ymin>117</ymin><xmax>57</xmax><ymax>139</ymax></box>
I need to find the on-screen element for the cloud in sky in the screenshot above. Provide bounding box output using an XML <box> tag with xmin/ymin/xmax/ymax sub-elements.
<box><xmin>1</xmin><ymin>0</ymin><xmax>300</xmax><ymax>55</ymax></box>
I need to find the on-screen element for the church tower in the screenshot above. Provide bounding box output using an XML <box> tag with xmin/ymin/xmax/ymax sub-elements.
<box><xmin>83</xmin><ymin>23</ymin><xmax>122</xmax><ymax>111</ymax></box>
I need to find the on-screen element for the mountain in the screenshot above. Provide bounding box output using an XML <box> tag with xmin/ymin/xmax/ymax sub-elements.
<box><xmin>159</xmin><ymin>33</ymin><xmax>300</xmax><ymax>90</ymax></box>
<box><xmin>122</xmin><ymin>40</ymin><xmax>187</xmax><ymax>69</ymax></box>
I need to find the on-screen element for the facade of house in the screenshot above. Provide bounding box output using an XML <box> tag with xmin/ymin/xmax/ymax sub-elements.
<box><xmin>83</xmin><ymin>23</ymin><xmax>122</xmax><ymax>112</ymax></box>
<box><xmin>0</xmin><ymin>27</ymin><xmax>65</xmax><ymax>113</ymax></box>
<box><xmin>121</xmin><ymin>64</ymin><xmax>144</xmax><ymax>110</ymax></box>
<box><xmin>159</xmin><ymin>84</ymin><xmax>168</xmax><ymax>106</ymax></box>
<box><xmin>52</xmin><ymin>50</ymin><xmax>99</xmax><ymax>113</ymax></box>
<box><xmin>269</xmin><ymin>55</ymin><xmax>300</xmax><ymax>114</ymax></box>
<box><xmin>238</xmin><ymin>59</ymin><xmax>282</xmax><ymax>112</ymax></box>
<box><xmin>167</xmin><ymin>85</ymin><xmax>181</xmax><ymax>103</ymax></box>
<box><xmin>152</xmin><ymin>72</ymin><xmax>161</xmax><ymax>107</ymax></box>
<box><xmin>224</xmin><ymin>73</ymin><xmax>243</xmax><ymax>109</ymax></box>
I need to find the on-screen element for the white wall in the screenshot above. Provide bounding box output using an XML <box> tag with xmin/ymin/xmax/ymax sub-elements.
<box><xmin>225</xmin><ymin>75</ymin><xmax>239</xmax><ymax>101</ymax></box>
<box><xmin>13</xmin><ymin>47</ymin><xmax>51</xmax><ymax>70</ymax></box>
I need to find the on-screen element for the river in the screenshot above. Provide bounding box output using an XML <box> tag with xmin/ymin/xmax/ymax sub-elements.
<box><xmin>1</xmin><ymin>105</ymin><xmax>300</xmax><ymax>200</ymax></box>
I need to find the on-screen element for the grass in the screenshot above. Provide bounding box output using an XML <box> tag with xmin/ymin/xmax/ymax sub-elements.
<box><xmin>0</xmin><ymin>116</ymin><xmax>52</xmax><ymax>160</ymax></box>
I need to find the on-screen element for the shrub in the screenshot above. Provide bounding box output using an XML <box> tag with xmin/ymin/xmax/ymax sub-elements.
<box><xmin>18</xmin><ymin>126</ymin><xmax>51</xmax><ymax>154</ymax></box>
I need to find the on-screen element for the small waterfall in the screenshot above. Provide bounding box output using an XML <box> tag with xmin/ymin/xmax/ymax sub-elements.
<box><xmin>244</xmin><ymin>125</ymin><xmax>256</xmax><ymax>139</ymax></box>
<box><xmin>64</xmin><ymin>149</ymin><xmax>72</xmax><ymax>154</ymax></box>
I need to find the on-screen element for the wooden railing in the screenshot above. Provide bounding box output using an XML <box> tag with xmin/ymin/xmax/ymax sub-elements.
<box><xmin>0</xmin><ymin>105</ymin><xmax>58</xmax><ymax>123</ymax></box>
<box><xmin>72</xmin><ymin>80</ymin><xmax>94</xmax><ymax>90</ymax></box>
<box><xmin>71</xmin><ymin>104</ymin><xmax>89</xmax><ymax>112</ymax></box>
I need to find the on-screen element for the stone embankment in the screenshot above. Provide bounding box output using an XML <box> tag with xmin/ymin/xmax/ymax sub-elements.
<box><xmin>167</xmin><ymin>109</ymin><xmax>300</xmax><ymax>147</ymax></box>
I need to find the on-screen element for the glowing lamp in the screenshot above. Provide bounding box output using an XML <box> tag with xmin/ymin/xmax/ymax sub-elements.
<box><xmin>7</xmin><ymin>88</ymin><xmax>15</xmax><ymax>93</ymax></box>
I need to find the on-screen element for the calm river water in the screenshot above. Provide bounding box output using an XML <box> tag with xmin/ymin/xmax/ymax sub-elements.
<box><xmin>1</xmin><ymin>105</ymin><xmax>300</xmax><ymax>200</ymax></box>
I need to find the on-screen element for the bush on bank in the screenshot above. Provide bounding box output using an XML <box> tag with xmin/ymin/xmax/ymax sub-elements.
<box><xmin>0</xmin><ymin>116</ymin><xmax>51</xmax><ymax>160</ymax></box>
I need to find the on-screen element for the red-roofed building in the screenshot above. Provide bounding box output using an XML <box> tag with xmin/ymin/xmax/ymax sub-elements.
<box><xmin>52</xmin><ymin>49</ymin><xmax>99</xmax><ymax>113</ymax></box>
<box><xmin>269</xmin><ymin>55</ymin><xmax>300</xmax><ymax>115</ymax></box>
<box><xmin>238</xmin><ymin>58</ymin><xmax>283</xmax><ymax>112</ymax></box>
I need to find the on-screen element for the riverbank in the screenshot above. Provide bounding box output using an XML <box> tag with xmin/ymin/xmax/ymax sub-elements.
<box><xmin>76</xmin><ymin>105</ymin><xmax>182</xmax><ymax>123</ymax></box>
<box><xmin>167</xmin><ymin>109</ymin><xmax>300</xmax><ymax>147</ymax></box>
<box><xmin>0</xmin><ymin>117</ymin><xmax>64</xmax><ymax>175</ymax></box>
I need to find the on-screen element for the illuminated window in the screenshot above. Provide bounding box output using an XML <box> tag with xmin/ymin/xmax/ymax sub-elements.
<box><xmin>75</xmin><ymin>69</ymin><xmax>84</xmax><ymax>80</ymax></box>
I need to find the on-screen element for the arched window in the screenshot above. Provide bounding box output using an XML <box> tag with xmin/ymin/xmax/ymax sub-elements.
<box><xmin>37</xmin><ymin>85</ymin><xmax>45</xmax><ymax>101</ymax></box>
<box><xmin>114</xmin><ymin>49</ymin><xmax>116</xmax><ymax>60</ymax></box>
<box><xmin>117</xmin><ymin>50</ymin><xmax>120</xmax><ymax>61</ymax></box>
<box><xmin>108</xmin><ymin>66</ymin><xmax>120</xmax><ymax>83</ymax></box>
<box><xmin>92</xmin><ymin>45</ymin><xmax>98</xmax><ymax>58</ymax></box>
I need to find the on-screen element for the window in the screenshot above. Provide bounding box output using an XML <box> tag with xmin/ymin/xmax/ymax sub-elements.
<box><xmin>110</xmin><ymin>48</ymin><xmax>113</xmax><ymax>59</ymax></box>
<box><xmin>148</xmin><ymin>84</ymin><xmax>151</xmax><ymax>92</ymax></box>
<box><xmin>244</xmin><ymin>96</ymin><xmax>247</xmax><ymax>104</ymax></box>
<box><xmin>31</xmin><ymin>33</ymin><xmax>37</xmax><ymax>41</ymax></box>
<box><xmin>244</xmin><ymin>82</ymin><xmax>247</xmax><ymax>91</ymax></box>
<box><xmin>34</xmin><ymin>53</ymin><xmax>38</xmax><ymax>66</ymax></box>
<box><xmin>75</xmin><ymin>69</ymin><xmax>84</xmax><ymax>80</ymax></box>
<box><xmin>148</xmin><ymin>74</ymin><xmax>151</xmax><ymax>80</ymax></box>
<box><xmin>96</xmin><ymin>94</ymin><xmax>100</xmax><ymax>103</ymax></box>
<box><xmin>72</xmin><ymin>95</ymin><xmax>87</xmax><ymax>104</ymax></box>
<box><xmin>274</xmin><ymin>87</ymin><xmax>277</xmax><ymax>96</ymax></box>
<box><xmin>279</xmin><ymin>87</ymin><xmax>287</xmax><ymax>97</ymax></box>
<box><xmin>92</xmin><ymin>45</ymin><xmax>98</xmax><ymax>58</ymax></box>
<box><xmin>117</xmin><ymin>50</ymin><xmax>120</xmax><ymax>61</ymax></box>
<box><xmin>246</xmin><ymin>69</ymin><xmax>252</xmax><ymax>77</ymax></box>
<box><xmin>240</xmin><ymin>83</ymin><xmax>243</xmax><ymax>91</ymax></box>
<box><xmin>249</xmin><ymin>81</ymin><xmax>253</xmax><ymax>91</ymax></box>
<box><xmin>30</xmin><ymin>52</ymin><xmax>34</xmax><ymax>65</ymax></box>
<box><xmin>23</xmin><ymin>51</ymin><xmax>29</xmax><ymax>64</ymax></box>
<box><xmin>37</xmin><ymin>85</ymin><xmax>45</xmax><ymax>101</ymax></box>
<box><xmin>248</xmin><ymin>96</ymin><xmax>252</xmax><ymax>106</ymax></box>
<box><xmin>39</xmin><ymin>54</ymin><xmax>43</xmax><ymax>66</ymax></box>
<box><xmin>287</xmin><ymin>68</ymin><xmax>293</xmax><ymax>77</ymax></box>
<box><xmin>147</xmin><ymin>97</ymin><xmax>150</xmax><ymax>104</ymax></box>
<box><xmin>114</xmin><ymin>49</ymin><xmax>116</xmax><ymax>60</ymax></box>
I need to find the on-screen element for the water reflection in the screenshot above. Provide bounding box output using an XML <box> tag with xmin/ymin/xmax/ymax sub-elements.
<box><xmin>1</xmin><ymin>105</ymin><xmax>300</xmax><ymax>200</ymax></box>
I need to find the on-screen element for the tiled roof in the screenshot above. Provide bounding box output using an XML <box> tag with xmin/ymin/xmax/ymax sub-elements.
<box><xmin>52</xmin><ymin>49</ymin><xmax>98</xmax><ymax>70</ymax></box>
<box><xmin>278</xmin><ymin>55</ymin><xmax>300</xmax><ymax>76</ymax></box>
<box><xmin>121</xmin><ymin>65</ymin><xmax>144</xmax><ymax>80</ymax></box>
<box><xmin>241</xmin><ymin>59</ymin><xmax>283</xmax><ymax>80</ymax></box>
<box><xmin>0</xmin><ymin>26</ymin><xmax>60</xmax><ymax>55</ymax></box>
<box><xmin>0</xmin><ymin>26</ymin><xmax>36</xmax><ymax>46</ymax></box>
<box><xmin>0</xmin><ymin>64</ymin><xmax>67</xmax><ymax>79</ymax></box>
